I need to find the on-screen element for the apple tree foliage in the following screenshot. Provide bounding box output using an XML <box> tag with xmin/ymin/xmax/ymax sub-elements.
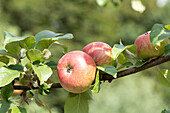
<box><xmin>0</xmin><ymin>24</ymin><xmax>170</xmax><ymax>113</ymax></box>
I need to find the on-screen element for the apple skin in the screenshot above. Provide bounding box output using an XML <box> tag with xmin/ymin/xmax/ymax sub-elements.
<box><xmin>134</xmin><ymin>31</ymin><xmax>169</xmax><ymax>60</ymax></box>
<box><xmin>57</xmin><ymin>51</ymin><xmax>96</xmax><ymax>93</ymax></box>
<box><xmin>82</xmin><ymin>42</ymin><xmax>116</xmax><ymax>66</ymax></box>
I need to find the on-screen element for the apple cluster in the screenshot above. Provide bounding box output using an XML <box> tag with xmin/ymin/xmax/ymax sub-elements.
<box><xmin>57</xmin><ymin>42</ymin><xmax>115</xmax><ymax>93</ymax></box>
<box><xmin>57</xmin><ymin>32</ymin><xmax>168</xmax><ymax>93</ymax></box>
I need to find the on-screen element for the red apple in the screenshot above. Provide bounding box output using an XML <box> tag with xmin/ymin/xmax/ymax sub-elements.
<box><xmin>134</xmin><ymin>31</ymin><xmax>169</xmax><ymax>60</ymax></box>
<box><xmin>82</xmin><ymin>42</ymin><xmax>116</xmax><ymax>66</ymax></box>
<box><xmin>57</xmin><ymin>51</ymin><xmax>96</xmax><ymax>93</ymax></box>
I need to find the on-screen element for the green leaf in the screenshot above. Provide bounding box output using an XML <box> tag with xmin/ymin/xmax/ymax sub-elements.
<box><xmin>96</xmin><ymin>0</ymin><xmax>108</xmax><ymax>7</ymax></box>
<box><xmin>45</xmin><ymin>61</ymin><xmax>58</xmax><ymax>67</ymax></box>
<box><xmin>112</xmin><ymin>44</ymin><xmax>136</xmax><ymax>60</ymax></box>
<box><xmin>31</xmin><ymin>64</ymin><xmax>53</xmax><ymax>85</ymax></box>
<box><xmin>8</xmin><ymin>64</ymin><xmax>23</xmax><ymax>71</ymax></box>
<box><xmin>64</xmin><ymin>90</ymin><xmax>92</xmax><ymax>113</ymax></box>
<box><xmin>0</xmin><ymin>50</ymin><xmax>18</xmax><ymax>59</ymax></box>
<box><xmin>3</xmin><ymin>31</ymin><xmax>26</xmax><ymax>45</ymax></box>
<box><xmin>19</xmin><ymin>36</ymin><xmax>35</xmax><ymax>50</ymax></box>
<box><xmin>123</xmin><ymin>62</ymin><xmax>133</xmax><ymax>68</ymax></box>
<box><xmin>164</xmin><ymin>44</ymin><xmax>170</xmax><ymax>56</ymax></box>
<box><xmin>11</xmin><ymin>106</ymin><xmax>27</xmax><ymax>113</ymax></box>
<box><xmin>26</xmin><ymin>49</ymin><xmax>44</xmax><ymax>62</ymax></box>
<box><xmin>158</xmin><ymin>69</ymin><xmax>170</xmax><ymax>88</ymax></box>
<box><xmin>54</xmin><ymin>41</ymin><xmax>68</xmax><ymax>53</ymax></box>
<box><xmin>35</xmin><ymin>32</ymin><xmax>72</xmax><ymax>51</ymax></box>
<box><xmin>34</xmin><ymin>91</ymin><xmax>51</xmax><ymax>112</ymax></box>
<box><xmin>38</xmin><ymin>83</ymin><xmax>51</xmax><ymax>95</ymax></box>
<box><xmin>35</xmin><ymin>30</ymin><xmax>63</xmax><ymax>45</ymax></box>
<box><xmin>117</xmin><ymin>53</ymin><xmax>127</xmax><ymax>64</ymax></box>
<box><xmin>91</xmin><ymin>70</ymin><xmax>100</xmax><ymax>93</ymax></box>
<box><xmin>97</xmin><ymin>65</ymin><xmax>117</xmax><ymax>77</ymax></box>
<box><xmin>36</xmin><ymin>39</ymin><xmax>55</xmax><ymax>51</ymax></box>
<box><xmin>150</xmin><ymin>24</ymin><xmax>170</xmax><ymax>46</ymax></box>
<box><xmin>135</xmin><ymin>60</ymin><xmax>146</xmax><ymax>67</ymax></box>
<box><xmin>1</xmin><ymin>83</ymin><xmax>14</xmax><ymax>100</ymax></box>
<box><xmin>0</xmin><ymin>100</ymin><xmax>11</xmax><ymax>113</ymax></box>
<box><xmin>161</xmin><ymin>109</ymin><xmax>170</xmax><ymax>113</ymax></box>
<box><xmin>0</xmin><ymin>56</ymin><xmax>9</xmax><ymax>65</ymax></box>
<box><xmin>0</xmin><ymin>67</ymin><xmax>20</xmax><ymax>87</ymax></box>
<box><xmin>5</xmin><ymin>41</ymin><xmax>22</xmax><ymax>56</ymax></box>
<box><xmin>56</xmin><ymin>33</ymin><xmax>73</xmax><ymax>40</ymax></box>
<box><xmin>5</xmin><ymin>36</ymin><xmax>35</xmax><ymax>57</ymax></box>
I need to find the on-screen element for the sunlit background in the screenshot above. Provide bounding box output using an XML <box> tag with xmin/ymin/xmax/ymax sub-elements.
<box><xmin>0</xmin><ymin>0</ymin><xmax>170</xmax><ymax>113</ymax></box>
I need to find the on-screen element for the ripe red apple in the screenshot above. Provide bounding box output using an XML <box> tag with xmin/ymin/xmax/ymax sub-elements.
<box><xmin>57</xmin><ymin>51</ymin><xmax>96</xmax><ymax>93</ymax></box>
<box><xmin>134</xmin><ymin>31</ymin><xmax>169</xmax><ymax>60</ymax></box>
<box><xmin>82</xmin><ymin>42</ymin><xmax>116</xmax><ymax>66</ymax></box>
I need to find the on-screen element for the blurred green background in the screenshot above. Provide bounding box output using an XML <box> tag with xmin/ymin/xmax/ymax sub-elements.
<box><xmin>0</xmin><ymin>0</ymin><xmax>170</xmax><ymax>113</ymax></box>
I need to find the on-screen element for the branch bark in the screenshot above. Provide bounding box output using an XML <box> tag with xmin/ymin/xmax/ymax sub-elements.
<box><xmin>10</xmin><ymin>54</ymin><xmax>170</xmax><ymax>90</ymax></box>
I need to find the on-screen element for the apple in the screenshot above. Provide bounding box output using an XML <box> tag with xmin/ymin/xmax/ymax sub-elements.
<box><xmin>134</xmin><ymin>31</ymin><xmax>169</xmax><ymax>60</ymax></box>
<box><xmin>57</xmin><ymin>51</ymin><xmax>96</xmax><ymax>93</ymax></box>
<box><xmin>82</xmin><ymin>42</ymin><xmax>116</xmax><ymax>66</ymax></box>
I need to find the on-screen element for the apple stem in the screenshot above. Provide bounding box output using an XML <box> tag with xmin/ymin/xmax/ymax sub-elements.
<box><xmin>66</xmin><ymin>65</ymin><xmax>73</xmax><ymax>73</ymax></box>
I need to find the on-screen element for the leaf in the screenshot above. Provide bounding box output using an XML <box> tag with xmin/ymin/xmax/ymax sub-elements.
<box><xmin>1</xmin><ymin>83</ymin><xmax>14</xmax><ymax>100</ymax></box>
<box><xmin>112</xmin><ymin>44</ymin><xmax>136</xmax><ymax>60</ymax></box>
<box><xmin>3</xmin><ymin>31</ymin><xmax>26</xmax><ymax>45</ymax></box>
<box><xmin>0</xmin><ymin>100</ymin><xmax>11</xmax><ymax>113</ymax></box>
<box><xmin>36</xmin><ymin>33</ymin><xmax>73</xmax><ymax>51</ymax></box>
<box><xmin>0</xmin><ymin>67</ymin><xmax>20</xmax><ymax>87</ymax></box>
<box><xmin>135</xmin><ymin>60</ymin><xmax>146</xmax><ymax>67</ymax></box>
<box><xmin>35</xmin><ymin>30</ymin><xmax>63</xmax><ymax>45</ymax></box>
<box><xmin>35</xmin><ymin>31</ymin><xmax>72</xmax><ymax>51</ymax></box>
<box><xmin>38</xmin><ymin>83</ymin><xmax>51</xmax><ymax>95</ymax></box>
<box><xmin>123</xmin><ymin>62</ymin><xmax>133</xmax><ymax>68</ymax></box>
<box><xmin>45</xmin><ymin>61</ymin><xmax>58</xmax><ymax>67</ymax></box>
<box><xmin>97</xmin><ymin>65</ymin><xmax>117</xmax><ymax>77</ymax></box>
<box><xmin>8</xmin><ymin>64</ymin><xmax>23</xmax><ymax>71</ymax></box>
<box><xmin>26</xmin><ymin>49</ymin><xmax>44</xmax><ymax>62</ymax></box>
<box><xmin>5</xmin><ymin>36</ymin><xmax>35</xmax><ymax>58</ymax></box>
<box><xmin>161</xmin><ymin>109</ymin><xmax>170</xmax><ymax>113</ymax></box>
<box><xmin>96</xmin><ymin>0</ymin><xmax>108</xmax><ymax>7</ymax></box>
<box><xmin>164</xmin><ymin>44</ymin><xmax>170</xmax><ymax>56</ymax></box>
<box><xmin>19</xmin><ymin>36</ymin><xmax>35</xmax><ymax>50</ymax></box>
<box><xmin>56</xmin><ymin>33</ymin><xmax>73</xmax><ymax>40</ymax></box>
<box><xmin>11</xmin><ymin>106</ymin><xmax>27</xmax><ymax>113</ymax></box>
<box><xmin>0</xmin><ymin>50</ymin><xmax>18</xmax><ymax>59</ymax></box>
<box><xmin>117</xmin><ymin>53</ymin><xmax>128</xmax><ymax>64</ymax></box>
<box><xmin>31</xmin><ymin>64</ymin><xmax>53</xmax><ymax>85</ymax></box>
<box><xmin>36</xmin><ymin>39</ymin><xmax>55</xmax><ymax>51</ymax></box>
<box><xmin>158</xmin><ymin>69</ymin><xmax>170</xmax><ymax>88</ymax></box>
<box><xmin>150</xmin><ymin>24</ymin><xmax>170</xmax><ymax>46</ymax></box>
<box><xmin>91</xmin><ymin>70</ymin><xmax>100</xmax><ymax>93</ymax></box>
<box><xmin>5</xmin><ymin>41</ymin><xmax>22</xmax><ymax>56</ymax></box>
<box><xmin>34</xmin><ymin>91</ymin><xmax>51</xmax><ymax>113</ymax></box>
<box><xmin>64</xmin><ymin>90</ymin><xmax>92</xmax><ymax>113</ymax></box>
<box><xmin>54</xmin><ymin>41</ymin><xmax>68</xmax><ymax>53</ymax></box>
<box><xmin>0</xmin><ymin>56</ymin><xmax>9</xmax><ymax>65</ymax></box>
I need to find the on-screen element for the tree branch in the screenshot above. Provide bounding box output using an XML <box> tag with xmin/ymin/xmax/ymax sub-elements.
<box><xmin>9</xmin><ymin>55</ymin><xmax>170</xmax><ymax>90</ymax></box>
<box><xmin>101</xmin><ymin>55</ymin><xmax>170</xmax><ymax>82</ymax></box>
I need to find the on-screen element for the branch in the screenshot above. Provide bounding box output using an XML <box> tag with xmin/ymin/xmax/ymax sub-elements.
<box><xmin>9</xmin><ymin>55</ymin><xmax>170</xmax><ymax>90</ymax></box>
<box><xmin>101</xmin><ymin>55</ymin><xmax>170</xmax><ymax>82</ymax></box>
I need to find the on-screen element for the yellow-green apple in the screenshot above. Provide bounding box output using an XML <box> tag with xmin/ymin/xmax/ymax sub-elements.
<box><xmin>82</xmin><ymin>42</ymin><xmax>116</xmax><ymax>66</ymax></box>
<box><xmin>134</xmin><ymin>31</ymin><xmax>169</xmax><ymax>60</ymax></box>
<box><xmin>57</xmin><ymin>51</ymin><xmax>96</xmax><ymax>93</ymax></box>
